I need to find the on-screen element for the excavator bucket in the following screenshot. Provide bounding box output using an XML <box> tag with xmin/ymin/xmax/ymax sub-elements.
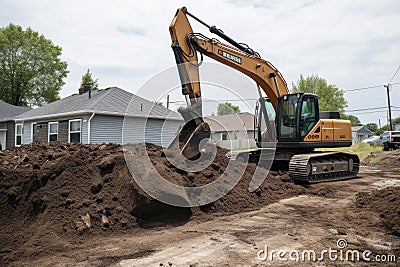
<box><xmin>169</xmin><ymin>118</ymin><xmax>211</xmax><ymax>160</ymax></box>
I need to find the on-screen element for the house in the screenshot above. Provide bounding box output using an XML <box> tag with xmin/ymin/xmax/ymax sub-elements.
<box><xmin>14</xmin><ymin>87</ymin><xmax>183</xmax><ymax>147</ymax></box>
<box><xmin>0</xmin><ymin>100</ymin><xmax>32</xmax><ymax>150</ymax></box>
<box><xmin>204</xmin><ymin>112</ymin><xmax>256</xmax><ymax>149</ymax></box>
<box><xmin>351</xmin><ymin>126</ymin><xmax>372</xmax><ymax>144</ymax></box>
<box><xmin>395</xmin><ymin>121</ymin><xmax>400</xmax><ymax>131</ymax></box>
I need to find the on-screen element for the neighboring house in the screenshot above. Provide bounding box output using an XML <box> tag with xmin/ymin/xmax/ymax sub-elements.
<box><xmin>14</xmin><ymin>87</ymin><xmax>183</xmax><ymax>147</ymax></box>
<box><xmin>0</xmin><ymin>100</ymin><xmax>32</xmax><ymax>150</ymax></box>
<box><xmin>395</xmin><ymin>121</ymin><xmax>400</xmax><ymax>131</ymax></box>
<box><xmin>351</xmin><ymin>126</ymin><xmax>372</xmax><ymax>144</ymax></box>
<box><xmin>204</xmin><ymin>112</ymin><xmax>256</xmax><ymax>149</ymax></box>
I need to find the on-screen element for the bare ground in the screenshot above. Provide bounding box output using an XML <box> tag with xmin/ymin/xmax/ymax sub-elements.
<box><xmin>27</xmin><ymin>168</ymin><xmax>400</xmax><ymax>266</ymax></box>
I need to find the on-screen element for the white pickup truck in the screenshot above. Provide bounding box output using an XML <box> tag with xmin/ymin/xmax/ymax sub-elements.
<box><xmin>379</xmin><ymin>131</ymin><xmax>400</xmax><ymax>150</ymax></box>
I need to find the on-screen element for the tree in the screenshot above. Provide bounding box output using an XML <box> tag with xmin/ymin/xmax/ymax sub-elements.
<box><xmin>80</xmin><ymin>69</ymin><xmax>99</xmax><ymax>91</ymax></box>
<box><xmin>341</xmin><ymin>114</ymin><xmax>361</xmax><ymax>126</ymax></box>
<box><xmin>292</xmin><ymin>74</ymin><xmax>347</xmax><ymax>113</ymax></box>
<box><xmin>393</xmin><ymin>116</ymin><xmax>400</xmax><ymax>125</ymax></box>
<box><xmin>375</xmin><ymin>124</ymin><xmax>389</xmax><ymax>136</ymax></box>
<box><xmin>364</xmin><ymin>123</ymin><xmax>378</xmax><ymax>133</ymax></box>
<box><xmin>217</xmin><ymin>102</ymin><xmax>240</xmax><ymax>115</ymax></box>
<box><xmin>0</xmin><ymin>24</ymin><xmax>68</xmax><ymax>106</ymax></box>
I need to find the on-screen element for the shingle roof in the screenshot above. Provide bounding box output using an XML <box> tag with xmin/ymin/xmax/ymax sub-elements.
<box><xmin>15</xmin><ymin>87</ymin><xmax>182</xmax><ymax>121</ymax></box>
<box><xmin>0</xmin><ymin>100</ymin><xmax>32</xmax><ymax>122</ymax></box>
<box><xmin>204</xmin><ymin>112</ymin><xmax>255</xmax><ymax>132</ymax></box>
<box><xmin>352</xmin><ymin>126</ymin><xmax>372</xmax><ymax>134</ymax></box>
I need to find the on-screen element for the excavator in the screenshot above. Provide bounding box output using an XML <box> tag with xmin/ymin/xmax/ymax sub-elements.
<box><xmin>169</xmin><ymin>7</ymin><xmax>359</xmax><ymax>183</ymax></box>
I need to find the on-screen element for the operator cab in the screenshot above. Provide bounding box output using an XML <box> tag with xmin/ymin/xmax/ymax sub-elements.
<box><xmin>255</xmin><ymin>93</ymin><xmax>319</xmax><ymax>146</ymax></box>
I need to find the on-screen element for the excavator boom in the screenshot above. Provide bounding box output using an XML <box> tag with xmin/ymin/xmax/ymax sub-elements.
<box><xmin>169</xmin><ymin>7</ymin><xmax>287</xmax><ymax>159</ymax></box>
<box><xmin>169</xmin><ymin>7</ymin><xmax>288</xmax><ymax>110</ymax></box>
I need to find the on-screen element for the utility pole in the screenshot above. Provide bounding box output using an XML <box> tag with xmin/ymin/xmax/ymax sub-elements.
<box><xmin>385</xmin><ymin>84</ymin><xmax>393</xmax><ymax>131</ymax></box>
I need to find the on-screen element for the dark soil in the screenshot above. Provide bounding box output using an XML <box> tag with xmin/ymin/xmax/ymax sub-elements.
<box><xmin>355</xmin><ymin>149</ymin><xmax>400</xmax><ymax>236</ymax></box>
<box><xmin>0</xmin><ymin>142</ymin><xmax>306</xmax><ymax>265</ymax></box>
<box><xmin>356</xmin><ymin>186</ymin><xmax>400</xmax><ymax>236</ymax></box>
<box><xmin>363</xmin><ymin>149</ymin><xmax>400</xmax><ymax>172</ymax></box>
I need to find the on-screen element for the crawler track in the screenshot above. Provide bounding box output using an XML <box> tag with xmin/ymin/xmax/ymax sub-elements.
<box><xmin>289</xmin><ymin>152</ymin><xmax>360</xmax><ymax>183</ymax></box>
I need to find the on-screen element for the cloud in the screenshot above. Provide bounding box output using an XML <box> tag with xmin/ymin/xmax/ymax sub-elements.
<box><xmin>117</xmin><ymin>26</ymin><xmax>146</xmax><ymax>36</ymax></box>
<box><xmin>0</xmin><ymin>0</ymin><xmax>399</xmax><ymax>123</ymax></box>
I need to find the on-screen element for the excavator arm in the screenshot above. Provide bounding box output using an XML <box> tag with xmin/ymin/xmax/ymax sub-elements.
<box><xmin>169</xmin><ymin>7</ymin><xmax>288</xmax><ymax>158</ymax></box>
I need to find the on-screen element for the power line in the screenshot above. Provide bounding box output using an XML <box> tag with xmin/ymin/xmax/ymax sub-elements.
<box><xmin>343</xmin><ymin>82</ymin><xmax>400</xmax><ymax>92</ymax></box>
<box><xmin>165</xmin><ymin>81</ymin><xmax>400</xmax><ymax>112</ymax></box>
<box><xmin>388</xmin><ymin>65</ymin><xmax>400</xmax><ymax>84</ymax></box>
<box><xmin>345</xmin><ymin>106</ymin><xmax>388</xmax><ymax>112</ymax></box>
<box><xmin>349</xmin><ymin>109</ymin><xmax>400</xmax><ymax>114</ymax></box>
<box><xmin>168</xmin><ymin>98</ymin><xmax>258</xmax><ymax>104</ymax></box>
<box><xmin>165</xmin><ymin>82</ymin><xmax>400</xmax><ymax>104</ymax></box>
<box><xmin>343</xmin><ymin>85</ymin><xmax>382</xmax><ymax>92</ymax></box>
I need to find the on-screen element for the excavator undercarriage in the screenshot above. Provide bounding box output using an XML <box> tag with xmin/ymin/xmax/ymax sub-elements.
<box><xmin>289</xmin><ymin>152</ymin><xmax>360</xmax><ymax>183</ymax></box>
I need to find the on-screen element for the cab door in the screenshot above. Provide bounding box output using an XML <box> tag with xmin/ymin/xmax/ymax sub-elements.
<box><xmin>298</xmin><ymin>95</ymin><xmax>319</xmax><ymax>140</ymax></box>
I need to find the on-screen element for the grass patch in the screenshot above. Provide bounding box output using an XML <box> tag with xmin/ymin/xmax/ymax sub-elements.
<box><xmin>368</xmin><ymin>154</ymin><xmax>385</xmax><ymax>164</ymax></box>
<box><xmin>317</xmin><ymin>142</ymin><xmax>383</xmax><ymax>159</ymax></box>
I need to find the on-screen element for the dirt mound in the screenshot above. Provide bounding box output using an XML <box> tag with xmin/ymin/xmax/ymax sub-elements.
<box><xmin>0</xmin><ymin>142</ymin><xmax>305</xmax><ymax>264</ymax></box>
<box><xmin>0</xmin><ymin>142</ymin><xmax>141</xmax><ymax>264</ymax></box>
<box><xmin>363</xmin><ymin>150</ymin><xmax>400</xmax><ymax>172</ymax></box>
<box><xmin>356</xmin><ymin>186</ymin><xmax>400</xmax><ymax>236</ymax></box>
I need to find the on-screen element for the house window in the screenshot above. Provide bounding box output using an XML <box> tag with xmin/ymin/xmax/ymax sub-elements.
<box><xmin>69</xmin><ymin>119</ymin><xmax>81</xmax><ymax>143</ymax></box>
<box><xmin>221</xmin><ymin>132</ymin><xmax>228</xmax><ymax>141</ymax></box>
<box><xmin>48</xmin><ymin>122</ymin><xmax>58</xmax><ymax>142</ymax></box>
<box><xmin>15</xmin><ymin>123</ymin><xmax>23</xmax><ymax>146</ymax></box>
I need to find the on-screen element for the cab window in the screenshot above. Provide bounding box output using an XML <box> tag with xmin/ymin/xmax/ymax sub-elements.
<box><xmin>299</xmin><ymin>97</ymin><xmax>318</xmax><ymax>138</ymax></box>
<box><xmin>279</xmin><ymin>95</ymin><xmax>298</xmax><ymax>139</ymax></box>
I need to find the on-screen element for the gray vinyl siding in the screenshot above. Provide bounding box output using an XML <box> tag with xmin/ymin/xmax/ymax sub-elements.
<box><xmin>160</xmin><ymin>120</ymin><xmax>182</xmax><ymax>147</ymax></box>
<box><xmin>145</xmin><ymin>119</ymin><xmax>163</xmax><ymax>145</ymax></box>
<box><xmin>14</xmin><ymin>114</ymin><xmax>182</xmax><ymax>147</ymax></box>
<box><xmin>81</xmin><ymin>116</ymin><xmax>89</xmax><ymax>144</ymax></box>
<box><xmin>145</xmin><ymin>119</ymin><xmax>182</xmax><ymax>147</ymax></box>
<box><xmin>122</xmin><ymin>117</ymin><xmax>146</xmax><ymax>145</ymax></box>
<box><xmin>6</xmin><ymin>121</ymin><xmax>15</xmax><ymax>148</ymax></box>
<box><xmin>90</xmin><ymin>115</ymin><xmax>182</xmax><ymax>146</ymax></box>
<box><xmin>123</xmin><ymin>116</ymin><xmax>182</xmax><ymax>147</ymax></box>
<box><xmin>90</xmin><ymin>115</ymin><xmax>123</xmax><ymax>144</ymax></box>
<box><xmin>0</xmin><ymin>122</ymin><xmax>9</xmax><ymax>149</ymax></box>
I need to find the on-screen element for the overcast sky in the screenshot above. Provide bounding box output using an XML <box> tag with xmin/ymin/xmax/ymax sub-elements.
<box><xmin>1</xmin><ymin>0</ymin><xmax>399</xmax><ymax>125</ymax></box>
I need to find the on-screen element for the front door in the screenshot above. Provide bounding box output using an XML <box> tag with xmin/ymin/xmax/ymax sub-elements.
<box><xmin>33</xmin><ymin>124</ymin><xmax>39</xmax><ymax>142</ymax></box>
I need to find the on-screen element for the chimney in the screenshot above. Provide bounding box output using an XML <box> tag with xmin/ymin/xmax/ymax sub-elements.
<box><xmin>79</xmin><ymin>84</ymin><xmax>92</xmax><ymax>98</ymax></box>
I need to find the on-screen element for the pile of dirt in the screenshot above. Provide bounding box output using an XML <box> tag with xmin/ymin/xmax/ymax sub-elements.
<box><xmin>0</xmin><ymin>142</ymin><xmax>140</xmax><ymax>264</ymax></box>
<box><xmin>356</xmin><ymin>186</ymin><xmax>400</xmax><ymax>236</ymax></box>
<box><xmin>0</xmin><ymin>142</ymin><xmax>305</xmax><ymax>264</ymax></box>
<box><xmin>363</xmin><ymin>149</ymin><xmax>400</xmax><ymax>172</ymax></box>
<box><xmin>144</xmin><ymin>143</ymin><xmax>306</xmax><ymax>216</ymax></box>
